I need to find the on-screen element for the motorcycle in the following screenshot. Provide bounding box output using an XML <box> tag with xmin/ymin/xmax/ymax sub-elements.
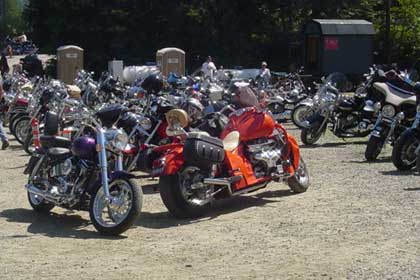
<box><xmin>300</xmin><ymin>73</ymin><xmax>374</xmax><ymax>145</ymax></box>
<box><xmin>24</xmin><ymin>113</ymin><xmax>142</xmax><ymax>235</ymax></box>
<box><xmin>365</xmin><ymin>70</ymin><xmax>418</xmax><ymax>161</ymax></box>
<box><xmin>148</xmin><ymin>86</ymin><xmax>310</xmax><ymax>218</ymax></box>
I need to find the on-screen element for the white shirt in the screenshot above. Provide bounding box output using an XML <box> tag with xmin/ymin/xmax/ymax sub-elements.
<box><xmin>202</xmin><ymin>61</ymin><xmax>217</xmax><ymax>79</ymax></box>
<box><xmin>259</xmin><ymin>68</ymin><xmax>271</xmax><ymax>82</ymax></box>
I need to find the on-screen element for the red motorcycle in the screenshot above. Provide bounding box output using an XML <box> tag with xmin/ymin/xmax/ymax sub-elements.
<box><xmin>149</xmin><ymin>87</ymin><xmax>310</xmax><ymax>218</ymax></box>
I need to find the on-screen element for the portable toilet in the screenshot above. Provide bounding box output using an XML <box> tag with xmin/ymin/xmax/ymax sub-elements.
<box><xmin>156</xmin><ymin>47</ymin><xmax>185</xmax><ymax>77</ymax></box>
<box><xmin>57</xmin><ymin>45</ymin><xmax>84</xmax><ymax>84</ymax></box>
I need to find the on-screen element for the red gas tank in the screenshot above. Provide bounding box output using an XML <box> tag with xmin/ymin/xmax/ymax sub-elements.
<box><xmin>221</xmin><ymin>108</ymin><xmax>275</xmax><ymax>141</ymax></box>
<box><xmin>16</xmin><ymin>98</ymin><xmax>29</xmax><ymax>107</ymax></box>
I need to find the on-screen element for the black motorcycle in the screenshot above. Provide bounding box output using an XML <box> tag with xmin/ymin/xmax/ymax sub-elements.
<box><xmin>300</xmin><ymin>73</ymin><xmax>374</xmax><ymax>145</ymax></box>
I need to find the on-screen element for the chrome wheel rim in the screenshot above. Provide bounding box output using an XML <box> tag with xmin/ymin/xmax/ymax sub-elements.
<box><xmin>179</xmin><ymin>168</ymin><xmax>210</xmax><ymax>206</ymax></box>
<box><xmin>15</xmin><ymin>121</ymin><xmax>29</xmax><ymax>142</ymax></box>
<box><xmin>402</xmin><ymin>139</ymin><xmax>420</xmax><ymax>165</ymax></box>
<box><xmin>93</xmin><ymin>180</ymin><xmax>133</xmax><ymax>228</ymax></box>
<box><xmin>294</xmin><ymin>159</ymin><xmax>309</xmax><ymax>186</ymax></box>
<box><xmin>294</xmin><ymin>106</ymin><xmax>311</xmax><ymax>126</ymax></box>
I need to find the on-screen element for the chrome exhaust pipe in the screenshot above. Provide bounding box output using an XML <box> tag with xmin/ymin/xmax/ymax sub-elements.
<box><xmin>25</xmin><ymin>184</ymin><xmax>60</xmax><ymax>204</ymax></box>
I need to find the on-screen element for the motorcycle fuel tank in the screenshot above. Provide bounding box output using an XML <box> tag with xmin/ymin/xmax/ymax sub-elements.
<box><xmin>221</xmin><ymin>108</ymin><xmax>275</xmax><ymax>142</ymax></box>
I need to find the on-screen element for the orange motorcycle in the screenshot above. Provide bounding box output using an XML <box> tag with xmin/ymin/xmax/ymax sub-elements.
<box><xmin>149</xmin><ymin>87</ymin><xmax>310</xmax><ymax>218</ymax></box>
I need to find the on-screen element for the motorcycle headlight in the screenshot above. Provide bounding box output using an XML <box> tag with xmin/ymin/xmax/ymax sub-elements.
<box><xmin>139</xmin><ymin>117</ymin><xmax>152</xmax><ymax>130</ymax></box>
<box><xmin>382</xmin><ymin>105</ymin><xmax>396</xmax><ymax>118</ymax></box>
<box><xmin>105</xmin><ymin>129</ymin><xmax>128</xmax><ymax>151</ymax></box>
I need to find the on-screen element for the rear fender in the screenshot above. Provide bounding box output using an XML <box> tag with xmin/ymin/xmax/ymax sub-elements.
<box><xmin>151</xmin><ymin>144</ymin><xmax>184</xmax><ymax>177</ymax></box>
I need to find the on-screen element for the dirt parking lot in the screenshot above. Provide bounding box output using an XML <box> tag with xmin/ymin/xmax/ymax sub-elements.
<box><xmin>1</xmin><ymin>124</ymin><xmax>420</xmax><ymax>280</ymax></box>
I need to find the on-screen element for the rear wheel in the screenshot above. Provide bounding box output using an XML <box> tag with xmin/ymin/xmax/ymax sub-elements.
<box><xmin>287</xmin><ymin>157</ymin><xmax>310</xmax><ymax>193</ymax></box>
<box><xmin>300</xmin><ymin>124</ymin><xmax>323</xmax><ymax>145</ymax></box>
<box><xmin>159</xmin><ymin>167</ymin><xmax>211</xmax><ymax>218</ymax></box>
<box><xmin>365</xmin><ymin>136</ymin><xmax>385</xmax><ymax>161</ymax></box>
<box><xmin>392</xmin><ymin>129</ymin><xmax>419</xmax><ymax>170</ymax></box>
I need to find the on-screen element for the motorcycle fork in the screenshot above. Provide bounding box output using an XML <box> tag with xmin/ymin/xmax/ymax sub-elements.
<box><xmin>383</xmin><ymin>118</ymin><xmax>400</xmax><ymax>147</ymax></box>
<box><xmin>97</xmin><ymin>128</ymin><xmax>111</xmax><ymax>200</ymax></box>
<box><xmin>316</xmin><ymin>113</ymin><xmax>329</xmax><ymax>135</ymax></box>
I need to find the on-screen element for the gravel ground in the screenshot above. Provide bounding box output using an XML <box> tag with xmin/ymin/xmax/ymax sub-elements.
<box><xmin>1</xmin><ymin>124</ymin><xmax>420</xmax><ymax>280</ymax></box>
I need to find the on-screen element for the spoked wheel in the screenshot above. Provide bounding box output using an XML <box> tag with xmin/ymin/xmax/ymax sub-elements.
<box><xmin>392</xmin><ymin>129</ymin><xmax>419</xmax><ymax>170</ymax></box>
<box><xmin>90</xmin><ymin>178</ymin><xmax>143</xmax><ymax>236</ymax></box>
<box><xmin>13</xmin><ymin>117</ymin><xmax>30</xmax><ymax>144</ymax></box>
<box><xmin>27</xmin><ymin>191</ymin><xmax>54</xmax><ymax>213</ymax></box>
<box><xmin>300</xmin><ymin>124</ymin><xmax>323</xmax><ymax>145</ymax></box>
<box><xmin>292</xmin><ymin>105</ymin><xmax>312</xmax><ymax>128</ymax></box>
<box><xmin>287</xmin><ymin>157</ymin><xmax>310</xmax><ymax>193</ymax></box>
<box><xmin>159</xmin><ymin>167</ymin><xmax>211</xmax><ymax>218</ymax></box>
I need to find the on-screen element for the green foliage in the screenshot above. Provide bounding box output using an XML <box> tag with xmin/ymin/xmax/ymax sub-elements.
<box><xmin>22</xmin><ymin>0</ymin><xmax>418</xmax><ymax>72</ymax></box>
<box><xmin>0</xmin><ymin>0</ymin><xmax>27</xmax><ymax>39</ymax></box>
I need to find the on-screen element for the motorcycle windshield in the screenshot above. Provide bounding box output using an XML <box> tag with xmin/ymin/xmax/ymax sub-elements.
<box><xmin>323</xmin><ymin>72</ymin><xmax>348</xmax><ymax>92</ymax></box>
<box><xmin>237</xmin><ymin>86</ymin><xmax>259</xmax><ymax>108</ymax></box>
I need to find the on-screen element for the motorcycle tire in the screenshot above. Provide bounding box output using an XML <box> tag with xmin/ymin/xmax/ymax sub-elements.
<box><xmin>13</xmin><ymin>116</ymin><xmax>30</xmax><ymax>144</ymax></box>
<box><xmin>292</xmin><ymin>105</ymin><xmax>311</xmax><ymax>129</ymax></box>
<box><xmin>27</xmin><ymin>191</ymin><xmax>55</xmax><ymax>213</ymax></box>
<box><xmin>89</xmin><ymin>178</ymin><xmax>142</xmax><ymax>236</ymax></box>
<box><xmin>9</xmin><ymin>113</ymin><xmax>27</xmax><ymax>135</ymax></box>
<box><xmin>300</xmin><ymin>124</ymin><xmax>323</xmax><ymax>145</ymax></box>
<box><xmin>23</xmin><ymin>134</ymin><xmax>35</xmax><ymax>155</ymax></box>
<box><xmin>159</xmin><ymin>173</ymin><xmax>209</xmax><ymax>218</ymax></box>
<box><xmin>287</xmin><ymin>157</ymin><xmax>310</xmax><ymax>193</ymax></box>
<box><xmin>392</xmin><ymin>129</ymin><xmax>419</xmax><ymax>171</ymax></box>
<box><xmin>365</xmin><ymin>136</ymin><xmax>385</xmax><ymax>161</ymax></box>
<box><xmin>416</xmin><ymin>152</ymin><xmax>420</xmax><ymax>174</ymax></box>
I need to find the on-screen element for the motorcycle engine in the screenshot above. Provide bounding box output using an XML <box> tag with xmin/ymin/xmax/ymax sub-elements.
<box><xmin>49</xmin><ymin>158</ymin><xmax>78</xmax><ymax>195</ymax></box>
<box><xmin>246</xmin><ymin>138</ymin><xmax>282</xmax><ymax>178</ymax></box>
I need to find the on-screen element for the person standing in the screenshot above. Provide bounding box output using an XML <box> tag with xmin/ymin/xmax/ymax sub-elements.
<box><xmin>201</xmin><ymin>56</ymin><xmax>217</xmax><ymax>80</ymax></box>
<box><xmin>0</xmin><ymin>53</ymin><xmax>10</xmax><ymax>77</ymax></box>
<box><xmin>0</xmin><ymin>76</ymin><xmax>9</xmax><ymax>150</ymax></box>
<box><xmin>258</xmin><ymin>61</ymin><xmax>271</xmax><ymax>83</ymax></box>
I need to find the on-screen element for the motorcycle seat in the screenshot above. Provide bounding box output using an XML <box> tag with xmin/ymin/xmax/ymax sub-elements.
<box><xmin>47</xmin><ymin>147</ymin><xmax>72</xmax><ymax>161</ymax></box>
<box><xmin>338</xmin><ymin>100</ymin><xmax>355</xmax><ymax>111</ymax></box>
<box><xmin>223</xmin><ymin>131</ymin><xmax>240</xmax><ymax>151</ymax></box>
<box><xmin>40</xmin><ymin>135</ymin><xmax>72</xmax><ymax>149</ymax></box>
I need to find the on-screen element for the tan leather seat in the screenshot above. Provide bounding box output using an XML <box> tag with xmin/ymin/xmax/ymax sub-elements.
<box><xmin>223</xmin><ymin>131</ymin><xmax>240</xmax><ymax>151</ymax></box>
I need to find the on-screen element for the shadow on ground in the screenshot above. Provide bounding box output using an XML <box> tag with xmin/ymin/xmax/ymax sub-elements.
<box><xmin>137</xmin><ymin>189</ymin><xmax>296</xmax><ymax>229</ymax></box>
<box><xmin>0</xmin><ymin>208</ymin><xmax>126</xmax><ymax>240</ymax></box>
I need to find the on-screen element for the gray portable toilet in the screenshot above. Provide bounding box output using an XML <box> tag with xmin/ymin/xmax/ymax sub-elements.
<box><xmin>57</xmin><ymin>45</ymin><xmax>84</xmax><ymax>84</ymax></box>
<box><xmin>156</xmin><ymin>47</ymin><xmax>185</xmax><ymax>77</ymax></box>
<box><xmin>303</xmin><ymin>19</ymin><xmax>375</xmax><ymax>78</ymax></box>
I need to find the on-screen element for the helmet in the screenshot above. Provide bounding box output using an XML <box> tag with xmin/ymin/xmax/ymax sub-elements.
<box><xmin>141</xmin><ymin>74</ymin><xmax>163</xmax><ymax>94</ymax></box>
<box><xmin>185</xmin><ymin>98</ymin><xmax>204</xmax><ymax>123</ymax></box>
<box><xmin>71</xmin><ymin>136</ymin><xmax>97</xmax><ymax>160</ymax></box>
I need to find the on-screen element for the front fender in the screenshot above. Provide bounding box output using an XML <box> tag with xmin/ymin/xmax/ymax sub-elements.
<box><xmin>87</xmin><ymin>171</ymin><xmax>137</xmax><ymax>195</ymax></box>
<box><xmin>297</xmin><ymin>98</ymin><xmax>313</xmax><ymax>107</ymax></box>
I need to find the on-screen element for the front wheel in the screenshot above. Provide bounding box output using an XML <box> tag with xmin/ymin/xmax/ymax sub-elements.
<box><xmin>89</xmin><ymin>178</ymin><xmax>143</xmax><ymax>236</ymax></box>
<box><xmin>365</xmin><ymin>136</ymin><xmax>385</xmax><ymax>161</ymax></box>
<box><xmin>292</xmin><ymin>105</ymin><xmax>312</xmax><ymax>128</ymax></box>
<box><xmin>287</xmin><ymin>157</ymin><xmax>310</xmax><ymax>193</ymax></box>
<box><xmin>392</xmin><ymin>129</ymin><xmax>419</xmax><ymax>170</ymax></box>
<box><xmin>300</xmin><ymin>124</ymin><xmax>323</xmax><ymax>145</ymax></box>
<box><xmin>159</xmin><ymin>168</ymin><xmax>211</xmax><ymax>218</ymax></box>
